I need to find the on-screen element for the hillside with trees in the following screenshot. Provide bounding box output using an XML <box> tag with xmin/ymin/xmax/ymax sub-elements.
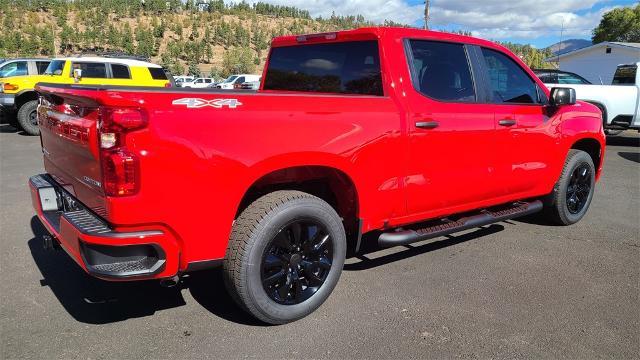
<box><xmin>0</xmin><ymin>0</ymin><xmax>553</xmax><ymax>77</ymax></box>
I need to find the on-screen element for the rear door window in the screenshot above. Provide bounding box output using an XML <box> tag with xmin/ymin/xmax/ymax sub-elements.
<box><xmin>481</xmin><ymin>48</ymin><xmax>539</xmax><ymax>104</ymax></box>
<box><xmin>110</xmin><ymin>64</ymin><xmax>131</xmax><ymax>79</ymax></box>
<box><xmin>407</xmin><ymin>40</ymin><xmax>476</xmax><ymax>102</ymax></box>
<box><xmin>72</xmin><ymin>62</ymin><xmax>107</xmax><ymax>78</ymax></box>
<box><xmin>36</xmin><ymin>61</ymin><xmax>50</xmax><ymax>74</ymax></box>
<box><xmin>264</xmin><ymin>40</ymin><xmax>383</xmax><ymax>96</ymax></box>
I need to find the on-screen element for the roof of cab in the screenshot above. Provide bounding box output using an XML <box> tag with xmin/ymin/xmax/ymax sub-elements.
<box><xmin>52</xmin><ymin>56</ymin><xmax>161</xmax><ymax>68</ymax></box>
<box><xmin>271</xmin><ymin>27</ymin><xmax>506</xmax><ymax>51</ymax></box>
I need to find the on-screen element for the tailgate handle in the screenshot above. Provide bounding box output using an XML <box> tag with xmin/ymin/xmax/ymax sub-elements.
<box><xmin>499</xmin><ymin>119</ymin><xmax>517</xmax><ymax>127</ymax></box>
<box><xmin>415</xmin><ymin>121</ymin><xmax>439</xmax><ymax>129</ymax></box>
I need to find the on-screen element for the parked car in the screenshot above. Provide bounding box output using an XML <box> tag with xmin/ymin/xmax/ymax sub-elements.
<box><xmin>181</xmin><ymin>77</ymin><xmax>214</xmax><ymax>88</ymax></box>
<box><xmin>0</xmin><ymin>58</ymin><xmax>51</xmax><ymax>79</ymax></box>
<box><xmin>239</xmin><ymin>80</ymin><xmax>260</xmax><ymax>90</ymax></box>
<box><xmin>533</xmin><ymin>63</ymin><xmax>640</xmax><ymax>135</ymax></box>
<box><xmin>173</xmin><ymin>76</ymin><xmax>195</xmax><ymax>87</ymax></box>
<box><xmin>0</xmin><ymin>56</ymin><xmax>171</xmax><ymax>135</ymax></box>
<box><xmin>30</xmin><ymin>27</ymin><xmax>605</xmax><ymax>325</ymax></box>
<box><xmin>215</xmin><ymin>74</ymin><xmax>261</xmax><ymax>89</ymax></box>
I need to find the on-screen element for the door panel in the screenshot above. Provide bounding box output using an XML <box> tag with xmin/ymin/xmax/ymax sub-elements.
<box><xmin>479</xmin><ymin>48</ymin><xmax>554</xmax><ymax>196</ymax></box>
<box><xmin>404</xmin><ymin>40</ymin><xmax>500</xmax><ymax>214</ymax></box>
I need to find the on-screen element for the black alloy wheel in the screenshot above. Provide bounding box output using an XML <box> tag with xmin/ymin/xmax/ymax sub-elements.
<box><xmin>261</xmin><ymin>219</ymin><xmax>333</xmax><ymax>305</ymax></box>
<box><xmin>566</xmin><ymin>163</ymin><xmax>592</xmax><ymax>214</ymax></box>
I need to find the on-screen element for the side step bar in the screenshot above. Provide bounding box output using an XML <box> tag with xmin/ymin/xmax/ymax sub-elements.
<box><xmin>378</xmin><ymin>200</ymin><xmax>543</xmax><ymax>247</ymax></box>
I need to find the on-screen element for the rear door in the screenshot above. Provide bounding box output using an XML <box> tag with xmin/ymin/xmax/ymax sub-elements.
<box><xmin>477</xmin><ymin>47</ymin><xmax>554</xmax><ymax>196</ymax></box>
<box><xmin>404</xmin><ymin>39</ymin><xmax>500</xmax><ymax>215</ymax></box>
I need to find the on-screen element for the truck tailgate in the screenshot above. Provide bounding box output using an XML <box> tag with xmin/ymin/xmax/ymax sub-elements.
<box><xmin>37</xmin><ymin>89</ymin><xmax>107</xmax><ymax>217</ymax></box>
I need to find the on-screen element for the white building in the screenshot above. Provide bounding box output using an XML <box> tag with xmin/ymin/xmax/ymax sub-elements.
<box><xmin>548</xmin><ymin>42</ymin><xmax>640</xmax><ymax>85</ymax></box>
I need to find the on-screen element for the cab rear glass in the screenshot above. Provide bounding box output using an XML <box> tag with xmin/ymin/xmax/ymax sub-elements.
<box><xmin>263</xmin><ymin>40</ymin><xmax>383</xmax><ymax>96</ymax></box>
<box><xmin>613</xmin><ymin>65</ymin><xmax>637</xmax><ymax>85</ymax></box>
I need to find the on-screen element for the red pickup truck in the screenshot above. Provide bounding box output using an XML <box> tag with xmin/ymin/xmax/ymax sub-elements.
<box><xmin>30</xmin><ymin>27</ymin><xmax>605</xmax><ymax>324</ymax></box>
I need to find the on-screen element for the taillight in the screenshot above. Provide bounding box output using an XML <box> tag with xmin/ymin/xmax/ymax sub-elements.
<box><xmin>165</xmin><ymin>82</ymin><xmax>172</xmax><ymax>88</ymax></box>
<box><xmin>99</xmin><ymin>107</ymin><xmax>147</xmax><ymax>197</ymax></box>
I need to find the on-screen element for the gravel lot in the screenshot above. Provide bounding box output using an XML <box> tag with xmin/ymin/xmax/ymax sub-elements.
<box><xmin>1</xmin><ymin>123</ymin><xmax>638</xmax><ymax>359</ymax></box>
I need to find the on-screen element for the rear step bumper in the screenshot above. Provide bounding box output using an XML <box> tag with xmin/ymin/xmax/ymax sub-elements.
<box><xmin>29</xmin><ymin>174</ymin><xmax>181</xmax><ymax>280</ymax></box>
<box><xmin>379</xmin><ymin>200</ymin><xmax>543</xmax><ymax>247</ymax></box>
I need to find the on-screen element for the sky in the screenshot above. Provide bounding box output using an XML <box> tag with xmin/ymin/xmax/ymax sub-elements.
<box><xmin>230</xmin><ymin>0</ymin><xmax>638</xmax><ymax>48</ymax></box>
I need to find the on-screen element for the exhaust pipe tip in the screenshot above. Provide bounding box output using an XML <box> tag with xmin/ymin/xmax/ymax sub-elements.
<box><xmin>160</xmin><ymin>275</ymin><xmax>180</xmax><ymax>288</ymax></box>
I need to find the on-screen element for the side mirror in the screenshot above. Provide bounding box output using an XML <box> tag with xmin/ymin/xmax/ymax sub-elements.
<box><xmin>73</xmin><ymin>69</ymin><xmax>82</xmax><ymax>82</ymax></box>
<box><xmin>550</xmin><ymin>87</ymin><xmax>576</xmax><ymax>106</ymax></box>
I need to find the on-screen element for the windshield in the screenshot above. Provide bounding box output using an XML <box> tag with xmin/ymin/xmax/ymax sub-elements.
<box><xmin>612</xmin><ymin>65</ymin><xmax>637</xmax><ymax>85</ymax></box>
<box><xmin>44</xmin><ymin>60</ymin><xmax>65</xmax><ymax>75</ymax></box>
<box><xmin>222</xmin><ymin>75</ymin><xmax>238</xmax><ymax>83</ymax></box>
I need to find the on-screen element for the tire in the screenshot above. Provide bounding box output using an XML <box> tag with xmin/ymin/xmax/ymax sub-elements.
<box><xmin>545</xmin><ymin>149</ymin><xmax>596</xmax><ymax>225</ymax></box>
<box><xmin>223</xmin><ymin>190</ymin><xmax>346</xmax><ymax>324</ymax></box>
<box><xmin>17</xmin><ymin>100</ymin><xmax>39</xmax><ymax>135</ymax></box>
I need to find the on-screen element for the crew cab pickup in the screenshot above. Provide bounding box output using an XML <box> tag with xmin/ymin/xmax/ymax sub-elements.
<box><xmin>535</xmin><ymin>63</ymin><xmax>640</xmax><ymax>135</ymax></box>
<box><xmin>30</xmin><ymin>28</ymin><xmax>605</xmax><ymax>324</ymax></box>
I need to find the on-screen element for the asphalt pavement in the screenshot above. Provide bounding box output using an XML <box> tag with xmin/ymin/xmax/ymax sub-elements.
<box><xmin>1</xmin><ymin>123</ymin><xmax>638</xmax><ymax>359</ymax></box>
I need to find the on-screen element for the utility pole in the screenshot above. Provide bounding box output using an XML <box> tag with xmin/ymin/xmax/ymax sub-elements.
<box><xmin>424</xmin><ymin>0</ymin><xmax>430</xmax><ymax>30</ymax></box>
<box><xmin>556</xmin><ymin>19</ymin><xmax>564</xmax><ymax>67</ymax></box>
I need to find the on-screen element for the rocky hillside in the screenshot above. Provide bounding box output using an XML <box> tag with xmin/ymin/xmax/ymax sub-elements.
<box><xmin>0</xmin><ymin>0</ymin><xmax>554</xmax><ymax>77</ymax></box>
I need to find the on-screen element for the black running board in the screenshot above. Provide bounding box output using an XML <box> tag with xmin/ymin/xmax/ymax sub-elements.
<box><xmin>378</xmin><ymin>200</ymin><xmax>543</xmax><ymax>247</ymax></box>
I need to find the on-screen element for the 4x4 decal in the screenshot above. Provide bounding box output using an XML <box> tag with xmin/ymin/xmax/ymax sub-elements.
<box><xmin>172</xmin><ymin>98</ymin><xmax>243</xmax><ymax>109</ymax></box>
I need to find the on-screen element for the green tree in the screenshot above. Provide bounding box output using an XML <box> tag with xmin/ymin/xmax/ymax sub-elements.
<box><xmin>222</xmin><ymin>47</ymin><xmax>255</xmax><ymax>75</ymax></box>
<box><xmin>592</xmin><ymin>4</ymin><xmax>640</xmax><ymax>44</ymax></box>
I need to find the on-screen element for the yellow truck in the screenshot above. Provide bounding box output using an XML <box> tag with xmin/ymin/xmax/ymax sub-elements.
<box><xmin>0</xmin><ymin>56</ymin><xmax>173</xmax><ymax>135</ymax></box>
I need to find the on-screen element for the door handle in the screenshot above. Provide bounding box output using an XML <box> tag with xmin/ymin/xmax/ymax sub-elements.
<box><xmin>498</xmin><ymin>119</ymin><xmax>517</xmax><ymax>127</ymax></box>
<box><xmin>415</xmin><ymin>121</ymin><xmax>439</xmax><ymax>129</ymax></box>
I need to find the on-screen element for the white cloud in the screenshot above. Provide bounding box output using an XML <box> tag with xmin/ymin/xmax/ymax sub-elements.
<box><xmin>228</xmin><ymin>0</ymin><xmax>615</xmax><ymax>41</ymax></box>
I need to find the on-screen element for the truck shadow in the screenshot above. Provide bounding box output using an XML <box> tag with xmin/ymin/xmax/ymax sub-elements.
<box><xmin>618</xmin><ymin>151</ymin><xmax>640</xmax><ymax>164</ymax></box>
<box><xmin>29</xmin><ymin>217</ymin><xmax>507</xmax><ymax>325</ymax></box>
<box><xmin>28</xmin><ymin>216</ymin><xmax>261</xmax><ymax>326</ymax></box>
<box><xmin>344</xmin><ymin>224</ymin><xmax>504</xmax><ymax>271</ymax></box>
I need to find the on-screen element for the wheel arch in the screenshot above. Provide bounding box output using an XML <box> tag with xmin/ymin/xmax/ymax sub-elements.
<box><xmin>237</xmin><ymin>164</ymin><xmax>361</xmax><ymax>252</ymax></box>
<box><xmin>570</xmin><ymin>137</ymin><xmax>602</xmax><ymax>173</ymax></box>
<box><xmin>15</xmin><ymin>90</ymin><xmax>39</xmax><ymax>109</ymax></box>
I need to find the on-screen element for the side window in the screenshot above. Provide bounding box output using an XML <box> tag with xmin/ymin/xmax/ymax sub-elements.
<box><xmin>36</xmin><ymin>61</ymin><xmax>50</xmax><ymax>74</ymax></box>
<box><xmin>236</xmin><ymin>76</ymin><xmax>245</xmax><ymax>83</ymax></box>
<box><xmin>205</xmin><ymin>79</ymin><xmax>212</xmax><ymax>83</ymax></box>
<box><xmin>0</xmin><ymin>61</ymin><xmax>28</xmax><ymax>77</ymax></box>
<box><xmin>148</xmin><ymin>67</ymin><xmax>169</xmax><ymax>80</ymax></box>
<box><xmin>557</xmin><ymin>72</ymin><xmax>590</xmax><ymax>84</ymax></box>
<box><xmin>481</xmin><ymin>48</ymin><xmax>539</xmax><ymax>104</ymax></box>
<box><xmin>195</xmin><ymin>79</ymin><xmax>203</xmax><ymax>83</ymax></box>
<box><xmin>536</xmin><ymin>72</ymin><xmax>556</xmax><ymax>84</ymax></box>
<box><xmin>408</xmin><ymin>40</ymin><xmax>476</xmax><ymax>102</ymax></box>
<box><xmin>72</xmin><ymin>62</ymin><xmax>107</xmax><ymax>78</ymax></box>
<box><xmin>110</xmin><ymin>64</ymin><xmax>131</xmax><ymax>79</ymax></box>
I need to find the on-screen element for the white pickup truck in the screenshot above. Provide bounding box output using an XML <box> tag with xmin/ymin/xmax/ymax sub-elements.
<box><xmin>534</xmin><ymin>63</ymin><xmax>640</xmax><ymax>135</ymax></box>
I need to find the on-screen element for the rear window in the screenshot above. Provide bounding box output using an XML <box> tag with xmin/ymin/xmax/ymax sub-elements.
<box><xmin>612</xmin><ymin>65</ymin><xmax>637</xmax><ymax>85</ymax></box>
<box><xmin>264</xmin><ymin>40</ymin><xmax>383</xmax><ymax>96</ymax></box>
<box><xmin>72</xmin><ymin>62</ymin><xmax>107</xmax><ymax>78</ymax></box>
<box><xmin>148</xmin><ymin>67</ymin><xmax>168</xmax><ymax>80</ymax></box>
<box><xmin>408</xmin><ymin>40</ymin><xmax>475</xmax><ymax>102</ymax></box>
<box><xmin>111</xmin><ymin>64</ymin><xmax>131</xmax><ymax>79</ymax></box>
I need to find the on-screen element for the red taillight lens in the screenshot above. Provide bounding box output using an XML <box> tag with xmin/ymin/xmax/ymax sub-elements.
<box><xmin>99</xmin><ymin>107</ymin><xmax>147</xmax><ymax>197</ymax></box>
<box><xmin>165</xmin><ymin>82</ymin><xmax>172</xmax><ymax>88</ymax></box>
<box><xmin>101</xmin><ymin>149</ymin><xmax>139</xmax><ymax>196</ymax></box>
